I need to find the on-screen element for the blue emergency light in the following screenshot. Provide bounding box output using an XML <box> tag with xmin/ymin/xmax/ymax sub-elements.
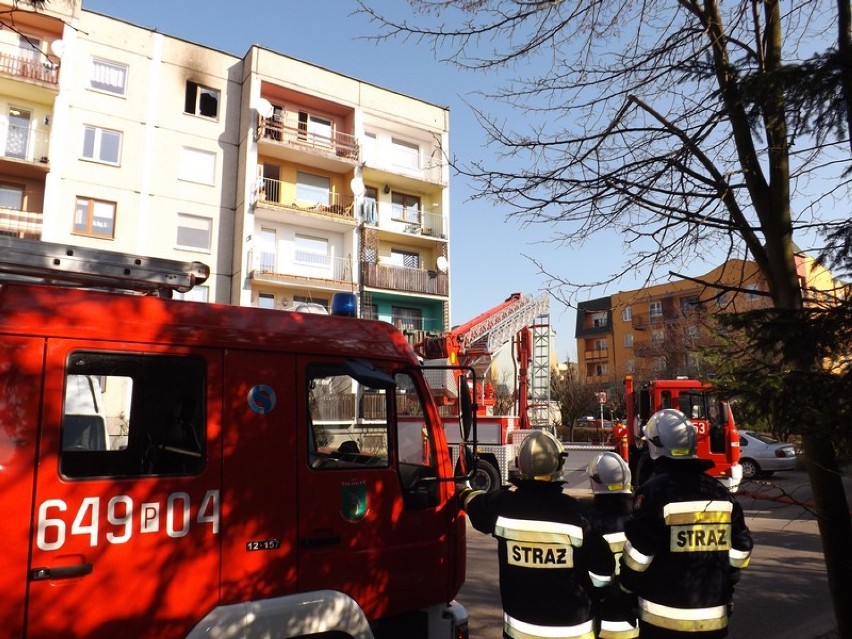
<box><xmin>331</xmin><ymin>292</ymin><xmax>358</xmax><ymax>317</ymax></box>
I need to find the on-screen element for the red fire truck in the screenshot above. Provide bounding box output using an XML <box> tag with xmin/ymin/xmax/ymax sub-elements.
<box><xmin>0</xmin><ymin>237</ymin><xmax>469</xmax><ymax>639</ymax></box>
<box><xmin>415</xmin><ymin>292</ymin><xmax>552</xmax><ymax>492</ymax></box>
<box><xmin>623</xmin><ymin>375</ymin><xmax>743</xmax><ymax>491</ymax></box>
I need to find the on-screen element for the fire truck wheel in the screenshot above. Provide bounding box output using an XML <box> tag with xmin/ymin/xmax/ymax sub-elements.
<box><xmin>472</xmin><ymin>460</ymin><xmax>501</xmax><ymax>493</ymax></box>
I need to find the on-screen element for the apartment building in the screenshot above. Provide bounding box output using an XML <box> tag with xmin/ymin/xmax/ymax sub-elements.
<box><xmin>0</xmin><ymin>2</ymin><xmax>451</xmax><ymax>335</ymax></box>
<box><xmin>575</xmin><ymin>255</ymin><xmax>846</xmax><ymax>390</ymax></box>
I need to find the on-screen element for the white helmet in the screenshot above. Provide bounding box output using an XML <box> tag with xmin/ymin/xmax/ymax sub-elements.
<box><xmin>643</xmin><ymin>409</ymin><xmax>697</xmax><ymax>460</ymax></box>
<box><xmin>517</xmin><ymin>430</ymin><xmax>566</xmax><ymax>481</ymax></box>
<box><xmin>587</xmin><ymin>451</ymin><xmax>632</xmax><ymax>494</ymax></box>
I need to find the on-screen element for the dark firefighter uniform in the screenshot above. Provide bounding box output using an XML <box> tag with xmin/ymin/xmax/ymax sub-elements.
<box><xmin>459</xmin><ymin>480</ymin><xmax>615</xmax><ymax>639</ymax></box>
<box><xmin>620</xmin><ymin>457</ymin><xmax>753</xmax><ymax>638</ymax></box>
<box><xmin>586</xmin><ymin>493</ymin><xmax>639</xmax><ymax>639</ymax></box>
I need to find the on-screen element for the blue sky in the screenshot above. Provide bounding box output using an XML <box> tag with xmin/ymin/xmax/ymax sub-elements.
<box><xmin>80</xmin><ymin>0</ymin><xmax>650</xmax><ymax>362</ymax></box>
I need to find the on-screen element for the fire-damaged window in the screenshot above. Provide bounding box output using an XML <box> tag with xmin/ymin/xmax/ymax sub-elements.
<box><xmin>184</xmin><ymin>81</ymin><xmax>219</xmax><ymax>118</ymax></box>
<box><xmin>60</xmin><ymin>352</ymin><xmax>206</xmax><ymax>479</ymax></box>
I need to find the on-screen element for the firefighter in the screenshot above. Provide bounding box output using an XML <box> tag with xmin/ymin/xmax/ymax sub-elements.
<box><xmin>620</xmin><ymin>409</ymin><xmax>753</xmax><ymax>638</ymax></box>
<box><xmin>585</xmin><ymin>451</ymin><xmax>639</xmax><ymax>639</ymax></box>
<box><xmin>457</xmin><ymin>430</ymin><xmax>614</xmax><ymax>639</ymax></box>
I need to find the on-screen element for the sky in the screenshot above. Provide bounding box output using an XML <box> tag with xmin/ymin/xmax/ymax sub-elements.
<box><xmin>78</xmin><ymin>0</ymin><xmax>653</xmax><ymax>362</ymax></box>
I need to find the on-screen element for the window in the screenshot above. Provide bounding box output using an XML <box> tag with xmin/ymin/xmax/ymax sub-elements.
<box><xmin>259</xmin><ymin>227</ymin><xmax>276</xmax><ymax>272</ymax></box>
<box><xmin>362</xmin><ymin>131</ymin><xmax>377</xmax><ymax>163</ymax></box>
<box><xmin>185</xmin><ymin>81</ymin><xmax>219</xmax><ymax>118</ymax></box>
<box><xmin>60</xmin><ymin>352</ymin><xmax>206</xmax><ymax>478</ymax></box>
<box><xmin>681</xmin><ymin>296</ymin><xmax>699</xmax><ymax>315</ymax></box>
<box><xmin>258</xmin><ymin>292</ymin><xmax>275</xmax><ymax>309</ymax></box>
<box><xmin>295</xmin><ymin>234</ymin><xmax>329</xmax><ymax>266</ymax></box>
<box><xmin>0</xmin><ymin>183</ymin><xmax>24</xmax><ymax>209</ymax></box>
<box><xmin>174</xmin><ymin>286</ymin><xmax>208</xmax><ymax>303</ymax></box>
<box><xmin>654</xmin><ymin>356</ymin><xmax>667</xmax><ymax>372</ymax></box>
<box><xmin>625</xmin><ymin>359</ymin><xmax>635</xmax><ymax>374</ymax></box>
<box><xmin>594</xmin><ymin>363</ymin><xmax>608</xmax><ymax>377</ymax></box>
<box><xmin>649</xmin><ymin>301</ymin><xmax>663</xmax><ymax>318</ymax></box>
<box><xmin>684</xmin><ymin>325</ymin><xmax>700</xmax><ymax>339</ymax></box>
<box><xmin>651</xmin><ymin>329</ymin><xmax>665</xmax><ymax>345</ymax></box>
<box><xmin>5</xmin><ymin>107</ymin><xmax>30</xmax><ymax>159</ymax></box>
<box><xmin>74</xmin><ymin>197</ymin><xmax>115</xmax><ymax>238</ymax></box>
<box><xmin>82</xmin><ymin>126</ymin><xmax>121</xmax><ymax>164</ymax></box>
<box><xmin>298</xmin><ymin>111</ymin><xmax>332</xmax><ymax>146</ymax></box>
<box><xmin>622</xmin><ymin>306</ymin><xmax>632</xmax><ymax>322</ymax></box>
<box><xmin>362</xmin><ymin>303</ymin><xmax>378</xmax><ymax>320</ymax></box>
<box><xmin>391</xmin><ymin>138</ymin><xmax>420</xmax><ymax>170</ymax></box>
<box><xmin>593</xmin><ymin>338</ymin><xmax>607</xmax><ymax>351</ymax></box>
<box><xmin>296</xmin><ymin>171</ymin><xmax>330</xmax><ymax>205</ymax></box>
<box><xmin>307</xmin><ymin>362</ymin><xmax>391</xmax><ymax>470</ymax></box>
<box><xmin>90</xmin><ymin>59</ymin><xmax>128</xmax><ymax>96</ymax></box>
<box><xmin>392</xmin><ymin>306</ymin><xmax>423</xmax><ymax>331</ymax></box>
<box><xmin>591</xmin><ymin>312</ymin><xmax>608</xmax><ymax>328</ymax></box>
<box><xmin>176</xmin><ymin>214</ymin><xmax>211</xmax><ymax>251</ymax></box>
<box><xmin>745</xmin><ymin>284</ymin><xmax>760</xmax><ymax>301</ymax></box>
<box><xmin>391</xmin><ymin>192</ymin><xmax>421</xmax><ymax>224</ymax></box>
<box><xmin>389</xmin><ymin>249</ymin><xmax>420</xmax><ymax>269</ymax></box>
<box><xmin>18</xmin><ymin>35</ymin><xmax>41</xmax><ymax>61</ymax></box>
<box><xmin>179</xmin><ymin>147</ymin><xmax>216</xmax><ymax>185</ymax></box>
<box><xmin>624</xmin><ymin>333</ymin><xmax>634</xmax><ymax>348</ymax></box>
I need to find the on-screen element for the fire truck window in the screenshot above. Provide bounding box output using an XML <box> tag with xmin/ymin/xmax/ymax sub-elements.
<box><xmin>60</xmin><ymin>352</ymin><xmax>206</xmax><ymax>479</ymax></box>
<box><xmin>307</xmin><ymin>365</ymin><xmax>391</xmax><ymax>470</ymax></box>
<box><xmin>660</xmin><ymin>390</ymin><xmax>672</xmax><ymax>409</ymax></box>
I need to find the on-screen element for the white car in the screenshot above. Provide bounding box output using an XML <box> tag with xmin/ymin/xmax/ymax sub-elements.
<box><xmin>739</xmin><ymin>431</ymin><xmax>798</xmax><ymax>479</ymax></box>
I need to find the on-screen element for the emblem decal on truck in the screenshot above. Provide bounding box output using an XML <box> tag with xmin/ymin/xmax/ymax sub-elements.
<box><xmin>247</xmin><ymin>384</ymin><xmax>276</xmax><ymax>414</ymax></box>
<box><xmin>341</xmin><ymin>481</ymin><xmax>368</xmax><ymax>522</ymax></box>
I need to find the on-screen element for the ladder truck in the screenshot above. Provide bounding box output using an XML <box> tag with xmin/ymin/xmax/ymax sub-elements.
<box><xmin>0</xmin><ymin>236</ymin><xmax>470</xmax><ymax>639</ymax></box>
<box><xmin>415</xmin><ymin>292</ymin><xmax>552</xmax><ymax>492</ymax></box>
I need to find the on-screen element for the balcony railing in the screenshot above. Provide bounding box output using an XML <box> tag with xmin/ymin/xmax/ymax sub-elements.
<box><xmin>249</xmin><ymin>251</ymin><xmax>354</xmax><ymax>284</ymax></box>
<box><xmin>360</xmin><ymin>200</ymin><xmax>447</xmax><ymax>239</ymax></box>
<box><xmin>584</xmin><ymin>349</ymin><xmax>608</xmax><ymax>361</ymax></box>
<box><xmin>258</xmin><ymin>178</ymin><xmax>355</xmax><ymax>221</ymax></box>
<box><xmin>1</xmin><ymin>124</ymin><xmax>50</xmax><ymax>165</ymax></box>
<box><xmin>361</xmin><ymin>262</ymin><xmax>449</xmax><ymax>296</ymax></box>
<box><xmin>0</xmin><ymin>47</ymin><xmax>58</xmax><ymax>85</ymax></box>
<box><xmin>0</xmin><ymin>208</ymin><xmax>42</xmax><ymax>238</ymax></box>
<box><xmin>259</xmin><ymin>115</ymin><xmax>358</xmax><ymax>161</ymax></box>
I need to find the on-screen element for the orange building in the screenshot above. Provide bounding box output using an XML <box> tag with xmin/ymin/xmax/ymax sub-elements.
<box><xmin>575</xmin><ymin>255</ymin><xmax>846</xmax><ymax>390</ymax></box>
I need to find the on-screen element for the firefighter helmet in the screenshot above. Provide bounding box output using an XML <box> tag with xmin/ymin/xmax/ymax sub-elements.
<box><xmin>587</xmin><ymin>451</ymin><xmax>632</xmax><ymax>494</ymax></box>
<box><xmin>517</xmin><ymin>430</ymin><xmax>566</xmax><ymax>481</ymax></box>
<box><xmin>643</xmin><ymin>409</ymin><xmax>697</xmax><ymax>460</ymax></box>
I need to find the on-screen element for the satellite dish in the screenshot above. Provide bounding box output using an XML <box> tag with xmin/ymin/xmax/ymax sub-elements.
<box><xmin>256</xmin><ymin>98</ymin><xmax>274</xmax><ymax>119</ymax></box>
<box><xmin>436</xmin><ymin>256</ymin><xmax>448</xmax><ymax>273</ymax></box>
<box><xmin>350</xmin><ymin>177</ymin><xmax>365</xmax><ymax>198</ymax></box>
<box><xmin>50</xmin><ymin>39</ymin><xmax>66</xmax><ymax>58</ymax></box>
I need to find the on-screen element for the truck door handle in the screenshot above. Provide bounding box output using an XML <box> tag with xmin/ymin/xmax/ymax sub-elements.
<box><xmin>300</xmin><ymin>534</ymin><xmax>341</xmax><ymax>548</ymax></box>
<box><xmin>30</xmin><ymin>563</ymin><xmax>94</xmax><ymax>581</ymax></box>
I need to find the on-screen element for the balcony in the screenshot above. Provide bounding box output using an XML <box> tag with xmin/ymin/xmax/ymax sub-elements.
<box><xmin>0</xmin><ymin>124</ymin><xmax>50</xmax><ymax>168</ymax></box>
<box><xmin>257</xmin><ymin>114</ymin><xmax>358</xmax><ymax>171</ymax></box>
<box><xmin>584</xmin><ymin>348</ymin><xmax>608</xmax><ymax>361</ymax></box>
<box><xmin>248</xmin><ymin>251</ymin><xmax>354</xmax><ymax>287</ymax></box>
<box><xmin>0</xmin><ymin>208</ymin><xmax>42</xmax><ymax>238</ymax></box>
<box><xmin>0</xmin><ymin>46</ymin><xmax>59</xmax><ymax>87</ymax></box>
<box><xmin>360</xmin><ymin>200</ymin><xmax>447</xmax><ymax>240</ymax></box>
<box><xmin>361</xmin><ymin>262</ymin><xmax>449</xmax><ymax>296</ymax></box>
<box><xmin>361</xmin><ymin>139</ymin><xmax>446</xmax><ymax>188</ymax></box>
<box><xmin>257</xmin><ymin>178</ymin><xmax>355</xmax><ymax>223</ymax></box>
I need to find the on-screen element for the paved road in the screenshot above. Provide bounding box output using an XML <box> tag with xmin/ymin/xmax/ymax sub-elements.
<box><xmin>458</xmin><ymin>465</ymin><xmax>851</xmax><ymax>639</ymax></box>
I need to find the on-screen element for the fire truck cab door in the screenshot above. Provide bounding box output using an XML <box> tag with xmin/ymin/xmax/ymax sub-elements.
<box><xmin>297</xmin><ymin>356</ymin><xmax>447</xmax><ymax>620</ymax></box>
<box><xmin>26</xmin><ymin>341</ymin><xmax>223</xmax><ymax>639</ymax></box>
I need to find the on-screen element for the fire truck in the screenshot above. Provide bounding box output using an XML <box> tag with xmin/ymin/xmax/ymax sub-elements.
<box><xmin>415</xmin><ymin>292</ymin><xmax>552</xmax><ymax>492</ymax></box>
<box><xmin>0</xmin><ymin>237</ymin><xmax>469</xmax><ymax>639</ymax></box>
<box><xmin>622</xmin><ymin>375</ymin><xmax>743</xmax><ymax>491</ymax></box>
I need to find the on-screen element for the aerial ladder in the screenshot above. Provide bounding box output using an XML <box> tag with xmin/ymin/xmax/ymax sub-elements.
<box><xmin>415</xmin><ymin>292</ymin><xmax>551</xmax><ymax>491</ymax></box>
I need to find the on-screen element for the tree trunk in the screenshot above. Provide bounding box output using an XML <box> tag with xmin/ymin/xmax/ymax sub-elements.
<box><xmin>803</xmin><ymin>431</ymin><xmax>852</xmax><ymax>638</ymax></box>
